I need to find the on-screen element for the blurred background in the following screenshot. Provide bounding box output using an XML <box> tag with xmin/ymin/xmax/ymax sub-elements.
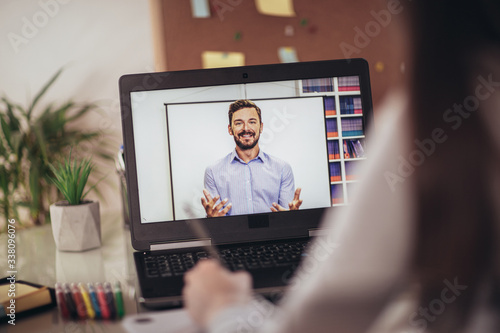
<box><xmin>0</xmin><ymin>0</ymin><xmax>407</xmax><ymax>230</ymax></box>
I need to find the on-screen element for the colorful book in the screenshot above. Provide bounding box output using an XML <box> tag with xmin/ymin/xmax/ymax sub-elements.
<box><xmin>339</xmin><ymin>96</ymin><xmax>363</xmax><ymax>115</ymax></box>
<box><xmin>343</xmin><ymin>139</ymin><xmax>365</xmax><ymax>159</ymax></box>
<box><xmin>330</xmin><ymin>184</ymin><xmax>344</xmax><ymax>204</ymax></box>
<box><xmin>327</xmin><ymin>140</ymin><xmax>340</xmax><ymax>160</ymax></box>
<box><xmin>324</xmin><ymin>97</ymin><xmax>336</xmax><ymax>116</ymax></box>
<box><xmin>339</xmin><ymin>96</ymin><xmax>354</xmax><ymax>114</ymax></box>
<box><xmin>329</xmin><ymin>162</ymin><xmax>341</xmax><ymax>182</ymax></box>
<box><xmin>302</xmin><ymin>78</ymin><xmax>333</xmax><ymax>93</ymax></box>
<box><xmin>326</xmin><ymin>118</ymin><xmax>338</xmax><ymax>138</ymax></box>
<box><xmin>338</xmin><ymin>76</ymin><xmax>360</xmax><ymax>91</ymax></box>
<box><xmin>341</xmin><ymin>118</ymin><xmax>363</xmax><ymax>137</ymax></box>
<box><xmin>353</xmin><ymin>96</ymin><xmax>363</xmax><ymax>114</ymax></box>
<box><xmin>351</xmin><ymin>139</ymin><xmax>365</xmax><ymax>158</ymax></box>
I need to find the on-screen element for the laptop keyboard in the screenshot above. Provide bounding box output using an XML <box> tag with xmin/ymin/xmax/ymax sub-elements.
<box><xmin>144</xmin><ymin>239</ymin><xmax>310</xmax><ymax>278</ymax></box>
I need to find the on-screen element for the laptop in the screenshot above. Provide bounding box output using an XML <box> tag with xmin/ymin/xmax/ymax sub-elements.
<box><xmin>119</xmin><ymin>58</ymin><xmax>373</xmax><ymax>308</ymax></box>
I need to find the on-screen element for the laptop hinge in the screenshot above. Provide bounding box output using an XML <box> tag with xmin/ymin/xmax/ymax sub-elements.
<box><xmin>150</xmin><ymin>239</ymin><xmax>212</xmax><ymax>251</ymax></box>
<box><xmin>308</xmin><ymin>228</ymin><xmax>329</xmax><ymax>237</ymax></box>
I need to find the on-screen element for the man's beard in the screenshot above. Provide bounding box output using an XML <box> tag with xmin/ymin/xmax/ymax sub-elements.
<box><xmin>234</xmin><ymin>131</ymin><xmax>259</xmax><ymax>150</ymax></box>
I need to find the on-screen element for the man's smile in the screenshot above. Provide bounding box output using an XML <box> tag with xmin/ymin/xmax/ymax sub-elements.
<box><xmin>239</xmin><ymin>132</ymin><xmax>255</xmax><ymax>139</ymax></box>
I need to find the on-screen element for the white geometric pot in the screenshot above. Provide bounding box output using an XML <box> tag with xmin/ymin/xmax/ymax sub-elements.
<box><xmin>50</xmin><ymin>200</ymin><xmax>101</xmax><ymax>252</ymax></box>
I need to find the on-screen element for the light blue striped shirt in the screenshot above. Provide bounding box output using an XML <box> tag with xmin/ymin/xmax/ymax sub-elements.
<box><xmin>204</xmin><ymin>149</ymin><xmax>295</xmax><ymax>216</ymax></box>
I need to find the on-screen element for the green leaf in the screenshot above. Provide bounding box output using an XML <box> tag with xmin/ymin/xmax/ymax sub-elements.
<box><xmin>0</xmin><ymin>130</ymin><xmax>6</xmax><ymax>157</ymax></box>
<box><xmin>49</xmin><ymin>151</ymin><xmax>95</xmax><ymax>205</ymax></box>
<box><xmin>67</xmin><ymin>103</ymin><xmax>96</xmax><ymax>122</ymax></box>
<box><xmin>2</xmin><ymin>98</ymin><xmax>21</xmax><ymax>132</ymax></box>
<box><xmin>2</xmin><ymin>97</ymin><xmax>27</xmax><ymax>118</ymax></box>
<box><xmin>82</xmin><ymin>172</ymin><xmax>106</xmax><ymax>200</ymax></box>
<box><xmin>0</xmin><ymin>166</ymin><xmax>9</xmax><ymax>195</ymax></box>
<box><xmin>40</xmin><ymin>102</ymin><xmax>55</xmax><ymax>118</ymax></box>
<box><xmin>10</xmin><ymin>132</ymin><xmax>22</xmax><ymax>156</ymax></box>
<box><xmin>29</xmin><ymin>164</ymin><xmax>41</xmax><ymax>215</ymax></box>
<box><xmin>0</xmin><ymin>116</ymin><xmax>12</xmax><ymax>149</ymax></box>
<box><xmin>27</xmin><ymin>68</ymin><xmax>63</xmax><ymax>119</ymax></box>
<box><xmin>33</xmin><ymin>125</ymin><xmax>48</xmax><ymax>163</ymax></box>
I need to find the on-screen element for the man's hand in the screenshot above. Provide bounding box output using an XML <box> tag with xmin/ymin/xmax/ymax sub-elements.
<box><xmin>201</xmin><ymin>189</ymin><xmax>232</xmax><ymax>217</ymax></box>
<box><xmin>271</xmin><ymin>188</ymin><xmax>303</xmax><ymax>212</ymax></box>
<box><xmin>183</xmin><ymin>260</ymin><xmax>252</xmax><ymax>327</ymax></box>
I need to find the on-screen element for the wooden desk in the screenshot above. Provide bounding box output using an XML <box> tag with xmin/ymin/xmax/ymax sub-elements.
<box><xmin>0</xmin><ymin>214</ymin><xmax>140</xmax><ymax>332</ymax></box>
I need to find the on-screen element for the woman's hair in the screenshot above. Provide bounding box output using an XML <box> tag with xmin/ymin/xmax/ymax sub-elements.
<box><xmin>408</xmin><ymin>0</ymin><xmax>500</xmax><ymax>330</ymax></box>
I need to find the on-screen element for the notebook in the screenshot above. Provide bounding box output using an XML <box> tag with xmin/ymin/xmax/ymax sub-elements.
<box><xmin>119</xmin><ymin>58</ymin><xmax>373</xmax><ymax>308</ymax></box>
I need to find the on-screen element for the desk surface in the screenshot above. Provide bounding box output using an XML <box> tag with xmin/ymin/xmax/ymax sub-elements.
<box><xmin>0</xmin><ymin>216</ymin><xmax>419</xmax><ymax>333</ymax></box>
<box><xmin>0</xmin><ymin>214</ymin><xmax>143</xmax><ymax>332</ymax></box>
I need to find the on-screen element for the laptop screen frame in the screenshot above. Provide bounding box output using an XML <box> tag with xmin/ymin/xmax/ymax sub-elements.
<box><xmin>119</xmin><ymin>59</ymin><xmax>373</xmax><ymax>251</ymax></box>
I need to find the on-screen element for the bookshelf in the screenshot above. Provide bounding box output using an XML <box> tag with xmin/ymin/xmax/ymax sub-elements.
<box><xmin>299</xmin><ymin>76</ymin><xmax>367</xmax><ymax>206</ymax></box>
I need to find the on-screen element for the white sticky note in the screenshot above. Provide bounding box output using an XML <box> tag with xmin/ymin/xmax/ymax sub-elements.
<box><xmin>201</xmin><ymin>51</ymin><xmax>245</xmax><ymax>68</ymax></box>
<box><xmin>190</xmin><ymin>0</ymin><xmax>211</xmax><ymax>18</ymax></box>
<box><xmin>278</xmin><ymin>47</ymin><xmax>298</xmax><ymax>63</ymax></box>
<box><xmin>255</xmin><ymin>0</ymin><xmax>295</xmax><ymax>17</ymax></box>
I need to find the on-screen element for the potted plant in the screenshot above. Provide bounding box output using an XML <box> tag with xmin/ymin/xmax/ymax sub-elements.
<box><xmin>49</xmin><ymin>152</ymin><xmax>101</xmax><ymax>251</ymax></box>
<box><xmin>0</xmin><ymin>69</ymin><xmax>112</xmax><ymax>230</ymax></box>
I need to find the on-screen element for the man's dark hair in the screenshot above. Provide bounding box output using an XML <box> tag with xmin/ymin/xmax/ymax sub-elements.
<box><xmin>228</xmin><ymin>99</ymin><xmax>262</xmax><ymax>125</ymax></box>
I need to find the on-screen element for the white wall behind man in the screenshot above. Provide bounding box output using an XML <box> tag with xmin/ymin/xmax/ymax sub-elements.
<box><xmin>0</xmin><ymin>0</ymin><xmax>155</xmax><ymax>224</ymax></box>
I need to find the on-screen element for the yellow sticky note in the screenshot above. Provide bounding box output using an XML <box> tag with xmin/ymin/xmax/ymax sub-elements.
<box><xmin>255</xmin><ymin>0</ymin><xmax>295</xmax><ymax>17</ymax></box>
<box><xmin>278</xmin><ymin>47</ymin><xmax>298</xmax><ymax>63</ymax></box>
<box><xmin>375</xmin><ymin>61</ymin><xmax>385</xmax><ymax>73</ymax></box>
<box><xmin>202</xmin><ymin>51</ymin><xmax>245</xmax><ymax>69</ymax></box>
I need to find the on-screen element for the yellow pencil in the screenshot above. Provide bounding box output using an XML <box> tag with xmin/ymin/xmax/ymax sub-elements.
<box><xmin>78</xmin><ymin>283</ymin><xmax>95</xmax><ymax>319</ymax></box>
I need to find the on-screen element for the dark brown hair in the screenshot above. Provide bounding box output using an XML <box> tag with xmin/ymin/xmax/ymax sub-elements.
<box><xmin>408</xmin><ymin>0</ymin><xmax>500</xmax><ymax>330</ymax></box>
<box><xmin>228</xmin><ymin>99</ymin><xmax>262</xmax><ymax>125</ymax></box>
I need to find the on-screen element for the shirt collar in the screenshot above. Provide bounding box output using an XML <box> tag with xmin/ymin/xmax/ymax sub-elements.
<box><xmin>230</xmin><ymin>149</ymin><xmax>266</xmax><ymax>164</ymax></box>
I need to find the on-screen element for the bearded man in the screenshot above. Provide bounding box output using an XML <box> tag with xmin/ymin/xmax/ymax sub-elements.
<box><xmin>201</xmin><ymin>99</ymin><xmax>302</xmax><ymax>217</ymax></box>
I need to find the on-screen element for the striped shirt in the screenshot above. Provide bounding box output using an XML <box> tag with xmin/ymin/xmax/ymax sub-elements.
<box><xmin>204</xmin><ymin>149</ymin><xmax>295</xmax><ymax>216</ymax></box>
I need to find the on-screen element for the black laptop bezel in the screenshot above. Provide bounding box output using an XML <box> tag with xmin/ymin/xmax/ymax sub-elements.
<box><xmin>119</xmin><ymin>59</ymin><xmax>373</xmax><ymax>251</ymax></box>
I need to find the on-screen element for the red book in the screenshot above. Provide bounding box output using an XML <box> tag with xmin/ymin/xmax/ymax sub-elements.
<box><xmin>338</xmin><ymin>86</ymin><xmax>360</xmax><ymax>91</ymax></box>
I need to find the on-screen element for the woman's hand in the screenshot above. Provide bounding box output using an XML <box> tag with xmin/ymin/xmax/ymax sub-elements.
<box><xmin>183</xmin><ymin>260</ymin><xmax>253</xmax><ymax>327</ymax></box>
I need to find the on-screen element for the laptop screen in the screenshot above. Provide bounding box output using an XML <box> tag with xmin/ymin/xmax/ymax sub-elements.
<box><xmin>120</xmin><ymin>59</ymin><xmax>372</xmax><ymax>250</ymax></box>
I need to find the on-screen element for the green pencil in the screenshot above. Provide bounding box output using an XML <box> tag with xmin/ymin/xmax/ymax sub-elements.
<box><xmin>114</xmin><ymin>281</ymin><xmax>125</xmax><ymax>318</ymax></box>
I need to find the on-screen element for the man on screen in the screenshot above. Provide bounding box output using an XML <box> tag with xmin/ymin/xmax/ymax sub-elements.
<box><xmin>201</xmin><ymin>99</ymin><xmax>302</xmax><ymax>218</ymax></box>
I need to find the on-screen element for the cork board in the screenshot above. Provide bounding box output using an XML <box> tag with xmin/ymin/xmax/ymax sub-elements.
<box><xmin>152</xmin><ymin>0</ymin><xmax>409</xmax><ymax>107</ymax></box>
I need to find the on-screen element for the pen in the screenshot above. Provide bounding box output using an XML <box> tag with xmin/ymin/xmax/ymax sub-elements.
<box><xmin>87</xmin><ymin>283</ymin><xmax>101</xmax><ymax>319</ymax></box>
<box><xmin>114</xmin><ymin>281</ymin><xmax>125</xmax><ymax>318</ymax></box>
<box><xmin>103</xmin><ymin>282</ymin><xmax>116</xmax><ymax>319</ymax></box>
<box><xmin>55</xmin><ymin>283</ymin><xmax>70</xmax><ymax>319</ymax></box>
<box><xmin>96</xmin><ymin>283</ymin><xmax>110</xmax><ymax>319</ymax></box>
<box><xmin>63</xmin><ymin>283</ymin><xmax>77</xmax><ymax>319</ymax></box>
<box><xmin>71</xmin><ymin>283</ymin><xmax>87</xmax><ymax>320</ymax></box>
<box><xmin>183</xmin><ymin>205</ymin><xmax>221</xmax><ymax>261</ymax></box>
<box><xmin>78</xmin><ymin>283</ymin><xmax>95</xmax><ymax>319</ymax></box>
